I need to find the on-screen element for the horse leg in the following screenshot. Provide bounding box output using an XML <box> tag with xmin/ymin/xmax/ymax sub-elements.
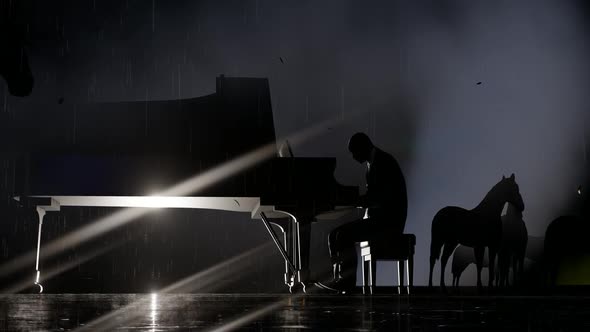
<box><xmin>517</xmin><ymin>255</ymin><xmax>525</xmax><ymax>286</ymax></box>
<box><xmin>453</xmin><ymin>272</ymin><xmax>462</xmax><ymax>288</ymax></box>
<box><xmin>512</xmin><ymin>255</ymin><xmax>518</xmax><ymax>286</ymax></box>
<box><xmin>429</xmin><ymin>256</ymin><xmax>436</xmax><ymax>288</ymax></box>
<box><xmin>488</xmin><ymin>247</ymin><xmax>497</xmax><ymax>288</ymax></box>
<box><xmin>495</xmin><ymin>256</ymin><xmax>501</xmax><ymax>287</ymax></box>
<box><xmin>429</xmin><ymin>237</ymin><xmax>443</xmax><ymax>288</ymax></box>
<box><xmin>440</xmin><ymin>242</ymin><xmax>457</xmax><ymax>290</ymax></box>
<box><xmin>474</xmin><ymin>247</ymin><xmax>484</xmax><ymax>290</ymax></box>
<box><xmin>502</xmin><ymin>256</ymin><xmax>509</xmax><ymax>287</ymax></box>
<box><xmin>497</xmin><ymin>252</ymin><xmax>506</xmax><ymax>287</ymax></box>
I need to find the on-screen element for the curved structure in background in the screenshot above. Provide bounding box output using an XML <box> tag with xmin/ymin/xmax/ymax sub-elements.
<box><xmin>0</xmin><ymin>1</ymin><xmax>34</xmax><ymax>97</ymax></box>
<box><xmin>544</xmin><ymin>215</ymin><xmax>590</xmax><ymax>286</ymax></box>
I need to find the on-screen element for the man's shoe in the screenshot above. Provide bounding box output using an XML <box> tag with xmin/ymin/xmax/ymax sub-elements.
<box><xmin>314</xmin><ymin>278</ymin><xmax>355</xmax><ymax>294</ymax></box>
<box><xmin>314</xmin><ymin>281</ymin><xmax>342</xmax><ymax>294</ymax></box>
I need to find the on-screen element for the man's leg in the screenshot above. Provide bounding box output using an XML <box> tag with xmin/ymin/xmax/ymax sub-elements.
<box><xmin>328</xmin><ymin>226</ymin><xmax>342</xmax><ymax>280</ymax></box>
<box><xmin>328</xmin><ymin>220</ymin><xmax>377</xmax><ymax>288</ymax></box>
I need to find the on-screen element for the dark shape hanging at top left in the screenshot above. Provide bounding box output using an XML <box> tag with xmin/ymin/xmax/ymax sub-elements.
<box><xmin>1</xmin><ymin>0</ymin><xmax>35</xmax><ymax>98</ymax></box>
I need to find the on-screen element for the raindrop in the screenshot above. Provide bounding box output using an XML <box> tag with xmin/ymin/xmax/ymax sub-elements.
<box><xmin>152</xmin><ymin>0</ymin><xmax>155</xmax><ymax>33</ymax></box>
<box><xmin>19</xmin><ymin>47</ymin><xmax>24</xmax><ymax>71</ymax></box>
<box><xmin>305</xmin><ymin>96</ymin><xmax>309</xmax><ymax>122</ymax></box>
<box><xmin>189</xmin><ymin>124</ymin><xmax>193</xmax><ymax>153</ymax></box>
<box><xmin>145</xmin><ymin>88</ymin><xmax>149</xmax><ymax>137</ymax></box>
<box><xmin>3</xmin><ymin>161</ymin><xmax>8</xmax><ymax>189</ymax></box>
<box><xmin>339</xmin><ymin>85</ymin><xmax>344</xmax><ymax>118</ymax></box>
<box><xmin>370</xmin><ymin>111</ymin><xmax>376</xmax><ymax>138</ymax></box>
<box><xmin>72</xmin><ymin>105</ymin><xmax>77</xmax><ymax>144</ymax></box>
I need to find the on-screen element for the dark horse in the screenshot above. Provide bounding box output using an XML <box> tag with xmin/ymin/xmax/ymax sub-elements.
<box><xmin>497</xmin><ymin>202</ymin><xmax>528</xmax><ymax>287</ymax></box>
<box><xmin>429</xmin><ymin>174</ymin><xmax>524</xmax><ymax>290</ymax></box>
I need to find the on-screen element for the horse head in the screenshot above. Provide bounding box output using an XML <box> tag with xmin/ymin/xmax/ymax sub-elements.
<box><xmin>500</xmin><ymin>173</ymin><xmax>524</xmax><ymax>213</ymax></box>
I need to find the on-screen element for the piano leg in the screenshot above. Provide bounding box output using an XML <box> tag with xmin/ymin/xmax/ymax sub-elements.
<box><xmin>260</xmin><ymin>212</ymin><xmax>312</xmax><ymax>293</ymax></box>
<box><xmin>295</xmin><ymin>221</ymin><xmax>312</xmax><ymax>293</ymax></box>
<box><xmin>260</xmin><ymin>213</ymin><xmax>297</xmax><ymax>291</ymax></box>
<box><xmin>282</xmin><ymin>228</ymin><xmax>292</xmax><ymax>288</ymax></box>
<box><xmin>34</xmin><ymin>207</ymin><xmax>45</xmax><ymax>293</ymax></box>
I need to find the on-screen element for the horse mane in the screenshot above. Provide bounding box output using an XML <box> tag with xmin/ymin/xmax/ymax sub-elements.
<box><xmin>475</xmin><ymin>178</ymin><xmax>509</xmax><ymax>211</ymax></box>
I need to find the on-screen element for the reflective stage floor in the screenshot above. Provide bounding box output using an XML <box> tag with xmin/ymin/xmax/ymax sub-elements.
<box><xmin>1</xmin><ymin>292</ymin><xmax>589</xmax><ymax>331</ymax></box>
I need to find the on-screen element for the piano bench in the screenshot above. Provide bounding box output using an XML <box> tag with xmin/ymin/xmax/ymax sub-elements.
<box><xmin>358</xmin><ymin>233</ymin><xmax>416</xmax><ymax>295</ymax></box>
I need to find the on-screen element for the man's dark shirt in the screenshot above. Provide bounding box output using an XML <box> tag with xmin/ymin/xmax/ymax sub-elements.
<box><xmin>363</xmin><ymin>147</ymin><xmax>407</xmax><ymax>230</ymax></box>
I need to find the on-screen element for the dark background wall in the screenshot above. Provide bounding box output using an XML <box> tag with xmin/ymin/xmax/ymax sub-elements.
<box><xmin>1</xmin><ymin>0</ymin><xmax>590</xmax><ymax>291</ymax></box>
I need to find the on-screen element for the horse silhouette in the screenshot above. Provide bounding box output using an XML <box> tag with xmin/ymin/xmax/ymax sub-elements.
<box><xmin>451</xmin><ymin>245</ymin><xmax>489</xmax><ymax>287</ymax></box>
<box><xmin>453</xmin><ymin>235</ymin><xmax>543</xmax><ymax>287</ymax></box>
<box><xmin>453</xmin><ymin>238</ymin><xmax>545</xmax><ymax>287</ymax></box>
<box><xmin>497</xmin><ymin>203</ymin><xmax>528</xmax><ymax>287</ymax></box>
<box><xmin>429</xmin><ymin>174</ymin><xmax>524</xmax><ymax>290</ymax></box>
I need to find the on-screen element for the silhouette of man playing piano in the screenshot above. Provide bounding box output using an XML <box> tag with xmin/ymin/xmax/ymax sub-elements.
<box><xmin>321</xmin><ymin>132</ymin><xmax>407</xmax><ymax>292</ymax></box>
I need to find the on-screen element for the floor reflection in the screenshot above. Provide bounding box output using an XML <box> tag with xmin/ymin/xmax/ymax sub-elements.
<box><xmin>0</xmin><ymin>293</ymin><xmax>589</xmax><ymax>331</ymax></box>
<box><xmin>150</xmin><ymin>293</ymin><xmax>157</xmax><ymax>331</ymax></box>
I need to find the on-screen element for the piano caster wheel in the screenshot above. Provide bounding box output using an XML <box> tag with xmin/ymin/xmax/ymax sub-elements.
<box><xmin>289</xmin><ymin>283</ymin><xmax>304</xmax><ymax>294</ymax></box>
<box><xmin>35</xmin><ymin>283</ymin><xmax>44</xmax><ymax>293</ymax></box>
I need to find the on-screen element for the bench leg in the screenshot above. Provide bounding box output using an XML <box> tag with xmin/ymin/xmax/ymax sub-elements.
<box><xmin>361</xmin><ymin>257</ymin><xmax>367</xmax><ymax>294</ymax></box>
<box><xmin>397</xmin><ymin>261</ymin><xmax>404</xmax><ymax>295</ymax></box>
<box><xmin>408</xmin><ymin>255</ymin><xmax>414</xmax><ymax>294</ymax></box>
<box><xmin>369</xmin><ymin>258</ymin><xmax>375</xmax><ymax>295</ymax></box>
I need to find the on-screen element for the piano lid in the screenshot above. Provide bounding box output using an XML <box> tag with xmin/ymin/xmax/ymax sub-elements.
<box><xmin>7</xmin><ymin>76</ymin><xmax>281</xmax><ymax>197</ymax></box>
<box><xmin>1</xmin><ymin>75</ymin><xmax>277</xmax><ymax>159</ymax></box>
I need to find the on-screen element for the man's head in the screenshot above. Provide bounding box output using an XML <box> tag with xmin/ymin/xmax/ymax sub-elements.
<box><xmin>348</xmin><ymin>132</ymin><xmax>374</xmax><ymax>164</ymax></box>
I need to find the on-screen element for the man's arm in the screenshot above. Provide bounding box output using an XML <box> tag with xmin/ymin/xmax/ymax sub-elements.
<box><xmin>361</xmin><ymin>154</ymin><xmax>399</xmax><ymax>209</ymax></box>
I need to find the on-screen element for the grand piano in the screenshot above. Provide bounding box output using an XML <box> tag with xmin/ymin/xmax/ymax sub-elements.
<box><xmin>7</xmin><ymin>75</ymin><xmax>358</xmax><ymax>292</ymax></box>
